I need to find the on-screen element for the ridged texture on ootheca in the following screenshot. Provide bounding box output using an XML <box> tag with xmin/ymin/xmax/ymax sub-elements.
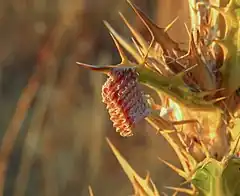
<box><xmin>101</xmin><ymin>67</ymin><xmax>150</xmax><ymax>137</ymax></box>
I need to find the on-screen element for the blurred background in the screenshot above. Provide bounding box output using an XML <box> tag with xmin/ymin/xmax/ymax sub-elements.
<box><xmin>0</xmin><ymin>0</ymin><xmax>191</xmax><ymax>195</ymax></box>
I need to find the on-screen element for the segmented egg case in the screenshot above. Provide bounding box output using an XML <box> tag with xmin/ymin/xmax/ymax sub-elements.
<box><xmin>101</xmin><ymin>67</ymin><xmax>150</xmax><ymax>137</ymax></box>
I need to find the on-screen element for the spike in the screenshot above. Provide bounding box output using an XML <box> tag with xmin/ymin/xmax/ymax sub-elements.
<box><xmin>88</xmin><ymin>186</ymin><xmax>94</xmax><ymax>196</ymax></box>
<box><xmin>126</xmin><ymin>0</ymin><xmax>180</xmax><ymax>53</ymax></box>
<box><xmin>131</xmin><ymin>36</ymin><xmax>162</xmax><ymax>73</ymax></box>
<box><xmin>141</xmin><ymin>33</ymin><xmax>154</xmax><ymax>67</ymax></box>
<box><xmin>148</xmin><ymin>114</ymin><xmax>175</xmax><ymax>131</ymax></box>
<box><xmin>195</xmin><ymin>88</ymin><xmax>226</xmax><ymax>98</ymax></box>
<box><xmin>106</xmin><ymin>137</ymin><xmax>139</xmax><ymax>181</ymax></box>
<box><xmin>176</xmin><ymin>23</ymin><xmax>192</xmax><ymax>61</ymax></box>
<box><xmin>172</xmin><ymin>119</ymin><xmax>200</xmax><ymax>129</ymax></box>
<box><xmin>180</xmin><ymin>147</ymin><xmax>197</xmax><ymax>171</ymax></box>
<box><xmin>230</xmin><ymin>132</ymin><xmax>240</xmax><ymax>155</ymax></box>
<box><xmin>149</xmin><ymin>179</ymin><xmax>160</xmax><ymax>196</ymax></box>
<box><xmin>106</xmin><ymin>138</ymin><xmax>156</xmax><ymax>196</ymax></box>
<box><xmin>76</xmin><ymin>62</ymin><xmax>114</xmax><ymax>74</ymax></box>
<box><xmin>164</xmin><ymin>16</ymin><xmax>179</xmax><ymax>32</ymax></box>
<box><xmin>109</xmin><ymin>32</ymin><xmax>128</xmax><ymax>63</ymax></box>
<box><xmin>221</xmin><ymin>100</ymin><xmax>235</xmax><ymax>120</ymax></box>
<box><xmin>199</xmin><ymin>139</ymin><xmax>211</xmax><ymax>159</ymax></box>
<box><xmin>161</xmin><ymin>192</ymin><xmax>168</xmax><ymax>196</ymax></box>
<box><xmin>210</xmin><ymin>96</ymin><xmax>228</xmax><ymax>103</ymax></box>
<box><xmin>131</xmin><ymin>37</ymin><xmax>159</xmax><ymax>72</ymax></box>
<box><xmin>103</xmin><ymin>21</ymin><xmax>142</xmax><ymax>63</ymax></box>
<box><xmin>158</xmin><ymin>157</ymin><xmax>187</xmax><ymax>179</ymax></box>
<box><xmin>118</xmin><ymin>12</ymin><xmax>148</xmax><ymax>52</ymax></box>
<box><xmin>188</xmin><ymin>32</ymin><xmax>216</xmax><ymax>90</ymax></box>
<box><xmin>180</xmin><ymin>178</ymin><xmax>192</xmax><ymax>186</ymax></box>
<box><xmin>172</xmin><ymin>191</ymin><xmax>179</xmax><ymax>196</ymax></box>
<box><xmin>132</xmin><ymin>176</ymin><xmax>149</xmax><ymax>196</ymax></box>
<box><xmin>176</xmin><ymin>63</ymin><xmax>198</xmax><ymax>78</ymax></box>
<box><xmin>131</xmin><ymin>37</ymin><xmax>144</xmax><ymax>57</ymax></box>
<box><xmin>76</xmin><ymin>31</ymin><xmax>139</xmax><ymax>75</ymax></box>
<box><xmin>165</xmin><ymin>186</ymin><xmax>195</xmax><ymax>195</ymax></box>
<box><xmin>171</xmin><ymin>64</ymin><xmax>198</xmax><ymax>86</ymax></box>
<box><xmin>145</xmin><ymin>117</ymin><xmax>191</xmax><ymax>174</ymax></box>
<box><xmin>125</xmin><ymin>2</ymin><xmax>156</xmax><ymax>68</ymax></box>
<box><xmin>76</xmin><ymin>61</ymin><xmax>135</xmax><ymax>75</ymax></box>
<box><xmin>144</xmin><ymin>171</ymin><xmax>150</xmax><ymax>183</ymax></box>
<box><xmin>126</xmin><ymin>0</ymin><xmax>155</xmax><ymax>36</ymax></box>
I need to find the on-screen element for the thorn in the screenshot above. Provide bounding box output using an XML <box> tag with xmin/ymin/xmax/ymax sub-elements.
<box><xmin>126</xmin><ymin>0</ymin><xmax>156</xmax><ymax>52</ymax></box>
<box><xmin>164</xmin><ymin>16</ymin><xmax>179</xmax><ymax>32</ymax></box>
<box><xmin>106</xmin><ymin>137</ymin><xmax>157</xmax><ymax>195</ymax></box>
<box><xmin>172</xmin><ymin>119</ymin><xmax>200</xmax><ymax>127</ymax></box>
<box><xmin>176</xmin><ymin>23</ymin><xmax>192</xmax><ymax>61</ymax></box>
<box><xmin>230</xmin><ymin>132</ymin><xmax>240</xmax><ymax>155</ymax></box>
<box><xmin>165</xmin><ymin>186</ymin><xmax>194</xmax><ymax>195</ymax></box>
<box><xmin>131</xmin><ymin>37</ymin><xmax>145</xmax><ymax>59</ymax></box>
<box><xmin>174</xmin><ymin>64</ymin><xmax>198</xmax><ymax>81</ymax></box>
<box><xmin>125</xmin><ymin>2</ymin><xmax>156</xmax><ymax>67</ymax></box>
<box><xmin>210</xmin><ymin>96</ymin><xmax>228</xmax><ymax>103</ymax></box>
<box><xmin>76</xmin><ymin>62</ymin><xmax>113</xmax><ymax>74</ymax></box>
<box><xmin>149</xmin><ymin>114</ymin><xmax>175</xmax><ymax>131</ymax></box>
<box><xmin>221</xmin><ymin>100</ymin><xmax>235</xmax><ymax>120</ymax></box>
<box><xmin>103</xmin><ymin>20</ymin><xmax>142</xmax><ymax>63</ymax></box>
<box><xmin>161</xmin><ymin>192</ymin><xmax>168</xmax><ymax>196</ymax></box>
<box><xmin>175</xmin><ymin>24</ymin><xmax>191</xmax><ymax>61</ymax></box>
<box><xmin>118</xmin><ymin>12</ymin><xmax>148</xmax><ymax>52</ymax></box>
<box><xmin>149</xmin><ymin>179</ymin><xmax>160</xmax><ymax>196</ymax></box>
<box><xmin>140</xmin><ymin>36</ymin><xmax>154</xmax><ymax>66</ymax></box>
<box><xmin>172</xmin><ymin>191</ymin><xmax>179</xmax><ymax>196</ymax></box>
<box><xmin>199</xmin><ymin>139</ymin><xmax>211</xmax><ymax>159</ymax></box>
<box><xmin>196</xmin><ymin>88</ymin><xmax>226</xmax><ymax>98</ymax></box>
<box><xmin>146</xmin><ymin>117</ymin><xmax>192</xmax><ymax>174</ymax></box>
<box><xmin>88</xmin><ymin>186</ymin><xmax>94</xmax><ymax>196</ymax></box>
<box><xmin>109</xmin><ymin>32</ymin><xmax>128</xmax><ymax>64</ymax></box>
<box><xmin>180</xmin><ymin>148</ymin><xmax>197</xmax><ymax>171</ymax></box>
<box><xmin>127</xmin><ymin>0</ymin><xmax>180</xmax><ymax>55</ymax></box>
<box><xmin>158</xmin><ymin>157</ymin><xmax>187</xmax><ymax>179</ymax></box>
<box><xmin>183</xmin><ymin>63</ymin><xmax>198</xmax><ymax>73</ymax></box>
<box><xmin>144</xmin><ymin>171</ymin><xmax>150</xmax><ymax>183</ymax></box>
<box><xmin>184</xmin><ymin>23</ymin><xmax>191</xmax><ymax>37</ymax></box>
<box><xmin>180</xmin><ymin>178</ymin><xmax>192</xmax><ymax>186</ymax></box>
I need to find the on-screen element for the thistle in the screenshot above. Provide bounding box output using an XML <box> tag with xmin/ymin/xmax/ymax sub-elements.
<box><xmin>78</xmin><ymin>0</ymin><xmax>240</xmax><ymax>195</ymax></box>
